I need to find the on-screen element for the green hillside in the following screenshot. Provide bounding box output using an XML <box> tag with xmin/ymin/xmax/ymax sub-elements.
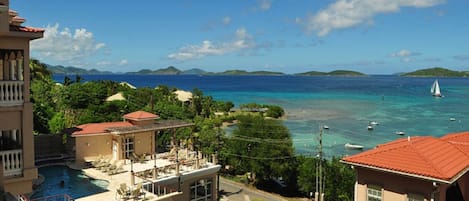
<box><xmin>295</xmin><ymin>70</ymin><xmax>366</xmax><ymax>76</ymax></box>
<box><xmin>402</xmin><ymin>67</ymin><xmax>469</xmax><ymax>77</ymax></box>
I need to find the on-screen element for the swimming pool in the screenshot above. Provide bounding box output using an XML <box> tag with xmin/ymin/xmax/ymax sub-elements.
<box><xmin>30</xmin><ymin>165</ymin><xmax>109</xmax><ymax>199</ymax></box>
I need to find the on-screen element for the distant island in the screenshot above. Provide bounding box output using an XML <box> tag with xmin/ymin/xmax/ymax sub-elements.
<box><xmin>402</xmin><ymin>67</ymin><xmax>469</xmax><ymax>77</ymax></box>
<box><xmin>48</xmin><ymin>64</ymin><xmax>366</xmax><ymax>76</ymax></box>
<box><xmin>295</xmin><ymin>70</ymin><xmax>366</xmax><ymax>76</ymax></box>
<box><xmin>47</xmin><ymin>64</ymin><xmax>113</xmax><ymax>74</ymax></box>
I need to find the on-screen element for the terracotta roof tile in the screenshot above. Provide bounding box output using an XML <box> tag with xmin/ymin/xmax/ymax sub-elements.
<box><xmin>10</xmin><ymin>25</ymin><xmax>45</xmax><ymax>33</ymax></box>
<box><xmin>72</xmin><ymin>122</ymin><xmax>133</xmax><ymax>136</ymax></box>
<box><xmin>123</xmin><ymin>111</ymin><xmax>159</xmax><ymax>121</ymax></box>
<box><xmin>342</xmin><ymin>133</ymin><xmax>469</xmax><ymax>182</ymax></box>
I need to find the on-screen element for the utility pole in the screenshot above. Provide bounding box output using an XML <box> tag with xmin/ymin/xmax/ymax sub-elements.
<box><xmin>216</xmin><ymin>128</ymin><xmax>221</xmax><ymax>201</ymax></box>
<box><xmin>315</xmin><ymin>125</ymin><xmax>325</xmax><ymax>201</ymax></box>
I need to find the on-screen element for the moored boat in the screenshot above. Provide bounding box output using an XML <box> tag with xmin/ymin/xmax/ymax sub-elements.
<box><xmin>345</xmin><ymin>143</ymin><xmax>364</xmax><ymax>150</ymax></box>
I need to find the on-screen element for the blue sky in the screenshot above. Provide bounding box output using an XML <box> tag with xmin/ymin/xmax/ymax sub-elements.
<box><xmin>11</xmin><ymin>0</ymin><xmax>469</xmax><ymax>74</ymax></box>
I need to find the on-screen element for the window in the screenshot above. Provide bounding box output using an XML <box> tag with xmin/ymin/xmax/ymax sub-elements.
<box><xmin>367</xmin><ymin>185</ymin><xmax>382</xmax><ymax>201</ymax></box>
<box><xmin>408</xmin><ymin>194</ymin><xmax>424</xmax><ymax>201</ymax></box>
<box><xmin>190</xmin><ymin>179</ymin><xmax>213</xmax><ymax>201</ymax></box>
<box><xmin>124</xmin><ymin>137</ymin><xmax>134</xmax><ymax>159</ymax></box>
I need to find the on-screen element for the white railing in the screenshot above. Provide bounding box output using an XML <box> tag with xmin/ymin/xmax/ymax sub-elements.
<box><xmin>0</xmin><ymin>149</ymin><xmax>23</xmax><ymax>177</ymax></box>
<box><xmin>0</xmin><ymin>81</ymin><xmax>24</xmax><ymax>106</ymax></box>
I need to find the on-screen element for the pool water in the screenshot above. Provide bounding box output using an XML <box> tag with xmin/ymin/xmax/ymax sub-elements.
<box><xmin>31</xmin><ymin>165</ymin><xmax>109</xmax><ymax>199</ymax></box>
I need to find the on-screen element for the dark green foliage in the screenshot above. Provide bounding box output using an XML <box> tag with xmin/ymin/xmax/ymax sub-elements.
<box><xmin>222</xmin><ymin>115</ymin><xmax>295</xmax><ymax>184</ymax></box>
<box><xmin>239</xmin><ymin>103</ymin><xmax>285</xmax><ymax>118</ymax></box>
<box><xmin>295</xmin><ymin>70</ymin><xmax>366</xmax><ymax>76</ymax></box>
<box><xmin>402</xmin><ymin>67</ymin><xmax>469</xmax><ymax>77</ymax></box>
<box><xmin>296</xmin><ymin>156</ymin><xmax>355</xmax><ymax>201</ymax></box>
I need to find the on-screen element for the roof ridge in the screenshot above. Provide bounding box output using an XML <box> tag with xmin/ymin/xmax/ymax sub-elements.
<box><xmin>408</xmin><ymin>137</ymin><xmax>446</xmax><ymax>178</ymax></box>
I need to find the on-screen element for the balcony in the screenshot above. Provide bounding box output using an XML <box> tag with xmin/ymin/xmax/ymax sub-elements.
<box><xmin>0</xmin><ymin>149</ymin><xmax>23</xmax><ymax>177</ymax></box>
<box><xmin>0</xmin><ymin>81</ymin><xmax>24</xmax><ymax>106</ymax></box>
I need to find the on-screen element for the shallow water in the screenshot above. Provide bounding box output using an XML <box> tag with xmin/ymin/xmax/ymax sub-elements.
<box><xmin>54</xmin><ymin>74</ymin><xmax>469</xmax><ymax>157</ymax></box>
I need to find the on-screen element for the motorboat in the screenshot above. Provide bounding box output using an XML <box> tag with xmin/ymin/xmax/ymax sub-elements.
<box><xmin>449</xmin><ymin>118</ymin><xmax>456</xmax><ymax>121</ymax></box>
<box><xmin>370</xmin><ymin>121</ymin><xmax>379</xmax><ymax>126</ymax></box>
<box><xmin>345</xmin><ymin>143</ymin><xmax>364</xmax><ymax>150</ymax></box>
<box><xmin>367</xmin><ymin>125</ymin><xmax>373</xmax><ymax>130</ymax></box>
<box><xmin>323</xmin><ymin>125</ymin><xmax>329</xmax><ymax>129</ymax></box>
<box><xmin>395</xmin><ymin>131</ymin><xmax>405</xmax><ymax>135</ymax></box>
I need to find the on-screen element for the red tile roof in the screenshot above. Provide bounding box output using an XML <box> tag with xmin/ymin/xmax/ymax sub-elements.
<box><xmin>123</xmin><ymin>111</ymin><xmax>159</xmax><ymax>121</ymax></box>
<box><xmin>72</xmin><ymin>122</ymin><xmax>133</xmax><ymax>136</ymax></box>
<box><xmin>10</xmin><ymin>25</ymin><xmax>45</xmax><ymax>33</ymax></box>
<box><xmin>342</xmin><ymin>132</ymin><xmax>469</xmax><ymax>182</ymax></box>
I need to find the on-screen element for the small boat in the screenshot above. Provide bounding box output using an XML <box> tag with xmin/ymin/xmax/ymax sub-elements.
<box><xmin>449</xmin><ymin>118</ymin><xmax>456</xmax><ymax>121</ymax></box>
<box><xmin>395</xmin><ymin>131</ymin><xmax>405</xmax><ymax>135</ymax></box>
<box><xmin>345</xmin><ymin>143</ymin><xmax>364</xmax><ymax>150</ymax></box>
<box><xmin>370</xmin><ymin>121</ymin><xmax>379</xmax><ymax>126</ymax></box>
<box><xmin>431</xmin><ymin>79</ymin><xmax>443</xmax><ymax>97</ymax></box>
<box><xmin>323</xmin><ymin>125</ymin><xmax>329</xmax><ymax>129</ymax></box>
<box><xmin>367</xmin><ymin>125</ymin><xmax>373</xmax><ymax>130</ymax></box>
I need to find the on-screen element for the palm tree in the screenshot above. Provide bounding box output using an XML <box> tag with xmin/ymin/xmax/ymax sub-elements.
<box><xmin>29</xmin><ymin>58</ymin><xmax>51</xmax><ymax>81</ymax></box>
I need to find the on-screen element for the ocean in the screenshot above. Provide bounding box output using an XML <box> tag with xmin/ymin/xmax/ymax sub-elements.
<box><xmin>53</xmin><ymin>74</ymin><xmax>469</xmax><ymax>157</ymax></box>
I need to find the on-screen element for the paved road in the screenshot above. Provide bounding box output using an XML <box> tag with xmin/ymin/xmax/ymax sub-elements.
<box><xmin>219</xmin><ymin>177</ymin><xmax>287</xmax><ymax>201</ymax></box>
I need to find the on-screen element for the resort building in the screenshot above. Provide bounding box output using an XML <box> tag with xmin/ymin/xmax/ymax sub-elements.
<box><xmin>0</xmin><ymin>0</ymin><xmax>44</xmax><ymax>196</ymax></box>
<box><xmin>342</xmin><ymin>131</ymin><xmax>469</xmax><ymax>201</ymax></box>
<box><xmin>71</xmin><ymin>110</ymin><xmax>221</xmax><ymax>200</ymax></box>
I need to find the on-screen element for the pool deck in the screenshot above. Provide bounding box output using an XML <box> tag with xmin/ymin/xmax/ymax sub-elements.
<box><xmin>68</xmin><ymin>151</ymin><xmax>214</xmax><ymax>201</ymax></box>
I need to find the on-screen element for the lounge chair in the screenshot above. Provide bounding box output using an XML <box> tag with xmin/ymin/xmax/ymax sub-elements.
<box><xmin>103</xmin><ymin>161</ymin><xmax>120</xmax><ymax>173</ymax></box>
<box><xmin>132</xmin><ymin>153</ymin><xmax>147</xmax><ymax>163</ymax></box>
<box><xmin>91</xmin><ymin>155</ymin><xmax>104</xmax><ymax>167</ymax></box>
<box><xmin>116</xmin><ymin>183</ymin><xmax>130</xmax><ymax>200</ymax></box>
<box><xmin>95</xmin><ymin>158</ymin><xmax>111</xmax><ymax>169</ymax></box>
<box><xmin>130</xmin><ymin>183</ymin><xmax>144</xmax><ymax>200</ymax></box>
<box><xmin>108</xmin><ymin>163</ymin><xmax>125</xmax><ymax>175</ymax></box>
<box><xmin>98</xmin><ymin>160</ymin><xmax>116</xmax><ymax>170</ymax></box>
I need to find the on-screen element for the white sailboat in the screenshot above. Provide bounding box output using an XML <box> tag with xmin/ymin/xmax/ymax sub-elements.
<box><xmin>431</xmin><ymin>79</ymin><xmax>442</xmax><ymax>97</ymax></box>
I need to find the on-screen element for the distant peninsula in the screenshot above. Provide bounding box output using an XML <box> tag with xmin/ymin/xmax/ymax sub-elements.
<box><xmin>47</xmin><ymin>64</ymin><xmax>112</xmax><ymax>75</ymax></box>
<box><xmin>295</xmin><ymin>70</ymin><xmax>366</xmax><ymax>76</ymax></box>
<box><xmin>402</xmin><ymin>67</ymin><xmax>469</xmax><ymax>77</ymax></box>
<box><xmin>206</xmin><ymin>70</ymin><xmax>284</xmax><ymax>76</ymax></box>
<box><xmin>47</xmin><ymin>63</ymin><xmax>365</xmax><ymax>76</ymax></box>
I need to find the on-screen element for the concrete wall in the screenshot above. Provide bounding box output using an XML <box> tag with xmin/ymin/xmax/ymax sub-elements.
<box><xmin>355</xmin><ymin>167</ymin><xmax>435</xmax><ymax>201</ymax></box>
<box><xmin>133</xmin><ymin>131</ymin><xmax>154</xmax><ymax>156</ymax></box>
<box><xmin>457</xmin><ymin>172</ymin><xmax>469</xmax><ymax>201</ymax></box>
<box><xmin>0</xmin><ymin>41</ymin><xmax>37</xmax><ymax>196</ymax></box>
<box><xmin>152</xmin><ymin>174</ymin><xmax>218</xmax><ymax>201</ymax></box>
<box><xmin>75</xmin><ymin>135</ymin><xmax>113</xmax><ymax>163</ymax></box>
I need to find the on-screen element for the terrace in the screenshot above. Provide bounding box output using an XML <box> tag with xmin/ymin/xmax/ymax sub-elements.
<box><xmin>74</xmin><ymin>147</ymin><xmax>220</xmax><ymax>201</ymax></box>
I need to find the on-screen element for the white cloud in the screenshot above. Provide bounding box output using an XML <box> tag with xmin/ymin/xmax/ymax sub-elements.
<box><xmin>31</xmin><ymin>23</ymin><xmax>106</xmax><ymax>61</ymax></box>
<box><xmin>222</xmin><ymin>16</ymin><xmax>232</xmax><ymax>25</ymax></box>
<box><xmin>390</xmin><ymin>49</ymin><xmax>421</xmax><ymax>57</ymax></box>
<box><xmin>119</xmin><ymin>59</ymin><xmax>129</xmax><ymax>65</ymax></box>
<box><xmin>299</xmin><ymin>0</ymin><xmax>445</xmax><ymax>36</ymax></box>
<box><xmin>390</xmin><ymin>49</ymin><xmax>421</xmax><ymax>62</ymax></box>
<box><xmin>453</xmin><ymin>54</ymin><xmax>469</xmax><ymax>61</ymax></box>
<box><xmin>259</xmin><ymin>0</ymin><xmax>272</xmax><ymax>11</ymax></box>
<box><xmin>97</xmin><ymin>61</ymin><xmax>111</xmax><ymax>66</ymax></box>
<box><xmin>168</xmin><ymin>28</ymin><xmax>255</xmax><ymax>61</ymax></box>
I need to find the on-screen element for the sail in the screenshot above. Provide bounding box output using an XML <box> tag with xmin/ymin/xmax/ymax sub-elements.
<box><xmin>431</xmin><ymin>79</ymin><xmax>441</xmax><ymax>97</ymax></box>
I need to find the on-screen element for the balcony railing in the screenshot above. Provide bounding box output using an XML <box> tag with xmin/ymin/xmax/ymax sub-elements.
<box><xmin>0</xmin><ymin>149</ymin><xmax>23</xmax><ymax>177</ymax></box>
<box><xmin>0</xmin><ymin>81</ymin><xmax>24</xmax><ymax>106</ymax></box>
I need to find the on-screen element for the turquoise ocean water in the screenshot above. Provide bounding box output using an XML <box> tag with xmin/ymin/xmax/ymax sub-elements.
<box><xmin>53</xmin><ymin>74</ymin><xmax>469</xmax><ymax>157</ymax></box>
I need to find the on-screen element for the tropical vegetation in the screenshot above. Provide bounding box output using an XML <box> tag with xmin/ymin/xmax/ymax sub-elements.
<box><xmin>402</xmin><ymin>67</ymin><xmax>469</xmax><ymax>77</ymax></box>
<box><xmin>29</xmin><ymin>59</ymin><xmax>354</xmax><ymax>200</ymax></box>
